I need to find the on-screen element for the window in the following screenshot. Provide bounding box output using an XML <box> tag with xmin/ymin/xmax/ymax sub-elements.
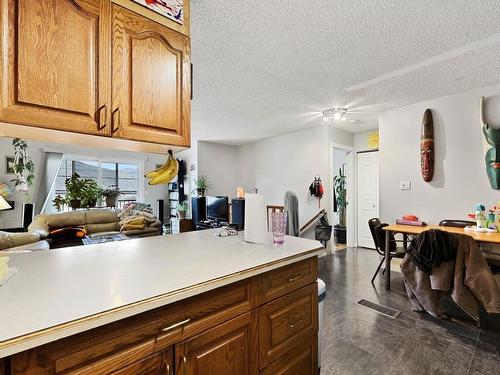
<box><xmin>53</xmin><ymin>158</ymin><xmax>140</xmax><ymax>209</ymax></box>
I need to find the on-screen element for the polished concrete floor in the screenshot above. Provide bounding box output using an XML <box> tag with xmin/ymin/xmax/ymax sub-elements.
<box><xmin>318</xmin><ymin>247</ymin><xmax>500</xmax><ymax>375</ymax></box>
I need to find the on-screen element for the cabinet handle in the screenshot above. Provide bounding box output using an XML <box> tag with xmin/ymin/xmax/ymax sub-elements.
<box><xmin>161</xmin><ymin>318</ymin><xmax>190</xmax><ymax>332</ymax></box>
<box><xmin>288</xmin><ymin>274</ymin><xmax>302</xmax><ymax>282</ymax></box>
<box><xmin>111</xmin><ymin>107</ymin><xmax>120</xmax><ymax>134</ymax></box>
<box><xmin>96</xmin><ymin>104</ymin><xmax>108</xmax><ymax>131</ymax></box>
<box><xmin>289</xmin><ymin>318</ymin><xmax>303</xmax><ymax>329</ymax></box>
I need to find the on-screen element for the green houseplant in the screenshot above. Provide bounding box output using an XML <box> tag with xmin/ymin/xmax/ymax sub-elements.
<box><xmin>333</xmin><ymin>168</ymin><xmax>347</xmax><ymax>244</ymax></box>
<box><xmin>82</xmin><ymin>179</ymin><xmax>102</xmax><ymax>208</ymax></box>
<box><xmin>177</xmin><ymin>201</ymin><xmax>188</xmax><ymax>219</ymax></box>
<box><xmin>192</xmin><ymin>175</ymin><xmax>209</xmax><ymax>196</ymax></box>
<box><xmin>52</xmin><ymin>194</ymin><xmax>67</xmax><ymax>212</ymax></box>
<box><xmin>65</xmin><ymin>173</ymin><xmax>85</xmax><ymax>210</ymax></box>
<box><xmin>102</xmin><ymin>186</ymin><xmax>121</xmax><ymax>207</ymax></box>
<box><xmin>11</xmin><ymin>138</ymin><xmax>35</xmax><ymax>193</ymax></box>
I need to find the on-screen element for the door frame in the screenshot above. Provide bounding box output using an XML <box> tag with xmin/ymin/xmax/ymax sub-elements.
<box><xmin>356</xmin><ymin>150</ymin><xmax>379</xmax><ymax>249</ymax></box>
<box><xmin>329</xmin><ymin>142</ymin><xmax>355</xmax><ymax>247</ymax></box>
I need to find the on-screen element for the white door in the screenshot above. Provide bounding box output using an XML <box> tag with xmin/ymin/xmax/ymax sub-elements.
<box><xmin>357</xmin><ymin>151</ymin><xmax>379</xmax><ymax>248</ymax></box>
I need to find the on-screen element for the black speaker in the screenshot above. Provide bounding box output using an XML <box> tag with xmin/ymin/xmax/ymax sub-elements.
<box><xmin>231</xmin><ymin>198</ymin><xmax>245</xmax><ymax>230</ymax></box>
<box><xmin>191</xmin><ymin>196</ymin><xmax>206</xmax><ymax>223</ymax></box>
<box><xmin>157</xmin><ymin>199</ymin><xmax>165</xmax><ymax>225</ymax></box>
<box><xmin>22</xmin><ymin>203</ymin><xmax>35</xmax><ymax>230</ymax></box>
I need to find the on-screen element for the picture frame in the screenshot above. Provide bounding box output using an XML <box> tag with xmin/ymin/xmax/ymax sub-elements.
<box><xmin>5</xmin><ymin>156</ymin><xmax>16</xmax><ymax>175</ymax></box>
<box><xmin>131</xmin><ymin>0</ymin><xmax>184</xmax><ymax>25</ymax></box>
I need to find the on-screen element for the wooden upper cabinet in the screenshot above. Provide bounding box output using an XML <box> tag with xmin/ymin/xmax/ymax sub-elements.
<box><xmin>0</xmin><ymin>0</ymin><xmax>110</xmax><ymax>135</ymax></box>
<box><xmin>111</xmin><ymin>5</ymin><xmax>191</xmax><ymax>147</ymax></box>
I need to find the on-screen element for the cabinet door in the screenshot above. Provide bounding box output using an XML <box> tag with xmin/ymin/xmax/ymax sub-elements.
<box><xmin>112</xmin><ymin>349</ymin><xmax>173</xmax><ymax>375</ymax></box>
<box><xmin>0</xmin><ymin>0</ymin><xmax>110</xmax><ymax>135</ymax></box>
<box><xmin>111</xmin><ymin>5</ymin><xmax>191</xmax><ymax>147</ymax></box>
<box><xmin>175</xmin><ymin>312</ymin><xmax>258</xmax><ymax>375</ymax></box>
<box><xmin>260</xmin><ymin>336</ymin><xmax>317</xmax><ymax>375</ymax></box>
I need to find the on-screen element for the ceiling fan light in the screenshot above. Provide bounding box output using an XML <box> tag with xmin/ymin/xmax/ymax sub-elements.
<box><xmin>341</xmin><ymin>116</ymin><xmax>347</xmax><ymax>121</ymax></box>
<box><xmin>334</xmin><ymin>112</ymin><xmax>341</xmax><ymax>120</ymax></box>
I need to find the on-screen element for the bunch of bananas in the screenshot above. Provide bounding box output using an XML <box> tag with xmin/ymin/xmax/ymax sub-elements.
<box><xmin>145</xmin><ymin>150</ymin><xmax>179</xmax><ymax>185</ymax></box>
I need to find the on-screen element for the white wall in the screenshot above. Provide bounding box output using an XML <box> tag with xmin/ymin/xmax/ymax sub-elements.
<box><xmin>380</xmin><ymin>84</ymin><xmax>500</xmax><ymax>225</ymax></box>
<box><xmin>197</xmin><ymin>141</ymin><xmax>239</xmax><ymax>198</ymax></box>
<box><xmin>237</xmin><ymin>125</ymin><xmax>354</xmax><ymax>228</ymax></box>
<box><xmin>0</xmin><ymin>137</ymin><xmax>170</xmax><ymax>228</ymax></box>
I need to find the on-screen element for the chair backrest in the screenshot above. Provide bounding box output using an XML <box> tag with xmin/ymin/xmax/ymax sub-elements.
<box><xmin>438</xmin><ymin>219</ymin><xmax>475</xmax><ymax>228</ymax></box>
<box><xmin>368</xmin><ymin>218</ymin><xmax>384</xmax><ymax>255</ymax></box>
<box><xmin>368</xmin><ymin>218</ymin><xmax>396</xmax><ymax>256</ymax></box>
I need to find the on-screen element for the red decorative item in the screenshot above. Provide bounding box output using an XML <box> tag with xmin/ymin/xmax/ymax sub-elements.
<box><xmin>402</xmin><ymin>214</ymin><xmax>418</xmax><ymax>222</ymax></box>
<box><xmin>309</xmin><ymin>177</ymin><xmax>324</xmax><ymax>208</ymax></box>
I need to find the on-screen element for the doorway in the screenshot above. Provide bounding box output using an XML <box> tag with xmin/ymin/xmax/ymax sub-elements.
<box><xmin>356</xmin><ymin>151</ymin><xmax>379</xmax><ymax>248</ymax></box>
<box><xmin>330</xmin><ymin>144</ymin><xmax>354</xmax><ymax>248</ymax></box>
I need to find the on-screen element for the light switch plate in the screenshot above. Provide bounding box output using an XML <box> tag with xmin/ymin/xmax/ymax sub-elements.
<box><xmin>400</xmin><ymin>181</ymin><xmax>411</xmax><ymax>190</ymax></box>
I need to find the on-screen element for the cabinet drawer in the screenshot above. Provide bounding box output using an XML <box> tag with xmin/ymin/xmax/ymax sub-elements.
<box><xmin>258</xmin><ymin>283</ymin><xmax>318</xmax><ymax>369</ymax></box>
<box><xmin>259</xmin><ymin>257</ymin><xmax>317</xmax><ymax>303</ymax></box>
<box><xmin>12</xmin><ymin>278</ymin><xmax>257</xmax><ymax>374</ymax></box>
<box><xmin>260</xmin><ymin>334</ymin><xmax>317</xmax><ymax>375</ymax></box>
<box><xmin>111</xmin><ymin>349</ymin><xmax>173</xmax><ymax>375</ymax></box>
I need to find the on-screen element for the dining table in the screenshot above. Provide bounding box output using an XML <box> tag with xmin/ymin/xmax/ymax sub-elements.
<box><xmin>382</xmin><ymin>224</ymin><xmax>500</xmax><ymax>290</ymax></box>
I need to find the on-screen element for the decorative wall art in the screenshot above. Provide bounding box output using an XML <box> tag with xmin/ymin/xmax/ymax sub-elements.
<box><xmin>480</xmin><ymin>96</ymin><xmax>500</xmax><ymax>190</ymax></box>
<box><xmin>420</xmin><ymin>109</ymin><xmax>434</xmax><ymax>182</ymax></box>
<box><xmin>131</xmin><ymin>0</ymin><xmax>184</xmax><ymax>25</ymax></box>
<box><xmin>5</xmin><ymin>156</ymin><xmax>16</xmax><ymax>174</ymax></box>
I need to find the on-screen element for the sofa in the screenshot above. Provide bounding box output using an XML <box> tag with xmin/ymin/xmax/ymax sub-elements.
<box><xmin>0</xmin><ymin>231</ymin><xmax>50</xmax><ymax>254</ymax></box>
<box><xmin>28</xmin><ymin>209</ymin><xmax>161</xmax><ymax>248</ymax></box>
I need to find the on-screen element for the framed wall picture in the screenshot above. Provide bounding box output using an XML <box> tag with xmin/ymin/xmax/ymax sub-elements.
<box><xmin>111</xmin><ymin>0</ymin><xmax>190</xmax><ymax>36</ymax></box>
<box><xmin>131</xmin><ymin>0</ymin><xmax>184</xmax><ymax>24</ymax></box>
<box><xmin>5</xmin><ymin>156</ymin><xmax>16</xmax><ymax>175</ymax></box>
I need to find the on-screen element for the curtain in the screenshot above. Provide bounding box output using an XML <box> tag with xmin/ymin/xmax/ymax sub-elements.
<box><xmin>35</xmin><ymin>152</ymin><xmax>64</xmax><ymax>215</ymax></box>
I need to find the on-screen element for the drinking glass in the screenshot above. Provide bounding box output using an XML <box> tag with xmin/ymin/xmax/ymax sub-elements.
<box><xmin>272</xmin><ymin>212</ymin><xmax>287</xmax><ymax>244</ymax></box>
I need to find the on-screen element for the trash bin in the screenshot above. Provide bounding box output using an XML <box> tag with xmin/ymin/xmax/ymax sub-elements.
<box><xmin>317</xmin><ymin>278</ymin><xmax>326</xmax><ymax>369</ymax></box>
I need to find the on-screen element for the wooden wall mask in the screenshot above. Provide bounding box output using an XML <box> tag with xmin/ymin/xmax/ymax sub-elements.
<box><xmin>420</xmin><ymin>109</ymin><xmax>434</xmax><ymax>182</ymax></box>
<box><xmin>480</xmin><ymin>96</ymin><xmax>500</xmax><ymax>190</ymax></box>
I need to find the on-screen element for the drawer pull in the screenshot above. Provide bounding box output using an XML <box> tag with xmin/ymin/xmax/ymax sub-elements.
<box><xmin>289</xmin><ymin>318</ymin><xmax>303</xmax><ymax>329</ymax></box>
<box><xmin>182</xmin><ymin>355</ymin><xmax>187</xmax><ymax>364</ymax></box>
<box><xmin>96</xmin><ymin>104</ymin><xmax>108</xmax><ymax>131</ymax></box>
<box><xmin>288</xmin><ymin>275</ymin><xmax>302</xmax><ymax>282</ymax></box>
<box><xmin>165</xmin><ymin>363</ymin><xmax>170</xmax><ymax>374</ymax></box>
<box><xmin>161</xmin><ymin>318</ymin><xmax>191</xmax><ymax>332</ymax></box>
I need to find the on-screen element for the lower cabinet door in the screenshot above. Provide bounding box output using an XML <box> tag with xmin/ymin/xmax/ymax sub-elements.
<box><xmin>175</xmin><ymin>311</ymin><xmax>258</xmax><ymax>375</ymax></box>
<box><xmin>260</xmin><ymin>335</ymin><xmax>317</xmax><ymax>375</ymax></box>
<box><xmin>111</xmin><ymin>349</ymin><xmax>173</xmax><ymax>375</ymax></box>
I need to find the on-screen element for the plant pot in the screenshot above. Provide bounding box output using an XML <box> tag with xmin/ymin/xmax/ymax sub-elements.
<box><xmin>106</xmin><ymin>197</ymin><xmax>117</xmax><ymax>207</ymax></box>
<box><xmin>334</xmin><ymin>224</ymin><xmax>347</xmax><ymax>244</ymax></box>
<box><xmin>178</xmin><ymin>211</ymin><xmax>186</xmax><ymax>219</ymax></box>
<box><xmin>69</xmin><ymin>199</ymin><xmax>81</xmax><ymax>210</ymax></box>
<box><xmin>196</xmin><ymin>188</ymin><xmax>205</xmax><ymax>197</ymax></box>
<box><xmin>87</xmin><ymin>200</ymin><xmax>97</xmax><ymax>208</ymax></box>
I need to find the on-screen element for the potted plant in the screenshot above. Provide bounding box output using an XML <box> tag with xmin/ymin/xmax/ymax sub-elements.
<box><xmin>65</xmin><ymin>173</ymin><xmax>85</xmax><ymax>210</ymax></box>
<box><xmin>11</xmin><ymin>138</ymin><xmax>35</xmax><ymax>193</ymax></box>
<box><xmin>192</xmin><ymin>175</ymin><xmax>209</xmax><ymax>197</ymax></box>
<box><xmin>82</xmin><ymin>179</ymin><xmax>102</xmax><ymax>208</ymax></box>
<box><xmin>333</xmin><ymin>168</ymin><xmax>347</xmax><ymax>244</ymax></box>
<box><xmin>52</xmin><ymin>194</ymin><xmax>67</xmax><ymax>212</ymax></box>
<box><xmin>177</xmin><ymin>201</ymin><xmax>188</xmax><ymax>219</ymax></box>
<box><xmin>102</xmin><ymin>186</ymin><xmax>121</xmax><ymax>207</ymax></box>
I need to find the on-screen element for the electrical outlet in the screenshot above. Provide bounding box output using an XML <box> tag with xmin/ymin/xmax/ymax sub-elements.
<box><xmin>400</xmin><ymin>181</ymin><xmax>411</xmax><ymax>191</ymax></box>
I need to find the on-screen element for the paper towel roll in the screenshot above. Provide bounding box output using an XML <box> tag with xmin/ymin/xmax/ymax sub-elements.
<box><xmin>244</xmin><ymin>193</ymin><xmax>268</xmax><ymax>244</ymax></box>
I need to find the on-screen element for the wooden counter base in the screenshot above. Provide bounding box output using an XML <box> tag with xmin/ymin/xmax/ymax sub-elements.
<box><xmin>6</xmin><ymin>257</ymin><xmax>318</xmax><ymax>375</ymax></box>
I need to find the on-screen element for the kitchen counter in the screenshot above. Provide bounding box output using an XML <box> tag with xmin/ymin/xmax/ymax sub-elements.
<box><xmin>0</xmin><ymin>230</ymin><xmax>323</xmax><ymax>358</ymax></box>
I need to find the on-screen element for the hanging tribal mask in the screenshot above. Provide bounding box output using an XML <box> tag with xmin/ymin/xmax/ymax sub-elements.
<box><xmin>420</xmin><ymin>109</ymin><xmax>434</xmax><ymax>182</ymax></box>
<box><xmin>480</xmin><ymin>96</ymin><xmax>500</xmax><ymax>190</ymax></box>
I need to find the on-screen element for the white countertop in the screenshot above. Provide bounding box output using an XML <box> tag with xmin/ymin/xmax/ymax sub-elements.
<box><xmin>0</xmin><ymin>230</ymin><xmax>323</xmax><ymax>357</ymax></box>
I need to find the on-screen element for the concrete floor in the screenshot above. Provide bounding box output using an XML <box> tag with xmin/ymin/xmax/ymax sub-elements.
<box><xmin>318</xmin><ymin>247</ymin><xmax>500</xmax><ymax>375</ymax></box>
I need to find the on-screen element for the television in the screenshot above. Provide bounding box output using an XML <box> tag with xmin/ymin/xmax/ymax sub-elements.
<box><xmin>206</xmin><ymin>196</ymin><xmax>229</xmax><ymax>222</ymax></box>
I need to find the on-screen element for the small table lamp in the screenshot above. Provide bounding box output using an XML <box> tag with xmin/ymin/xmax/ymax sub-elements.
<box><xmin>0</xmin><ymin>196</ymin><xmax>12</xmax><ymax>211</ymax></box>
